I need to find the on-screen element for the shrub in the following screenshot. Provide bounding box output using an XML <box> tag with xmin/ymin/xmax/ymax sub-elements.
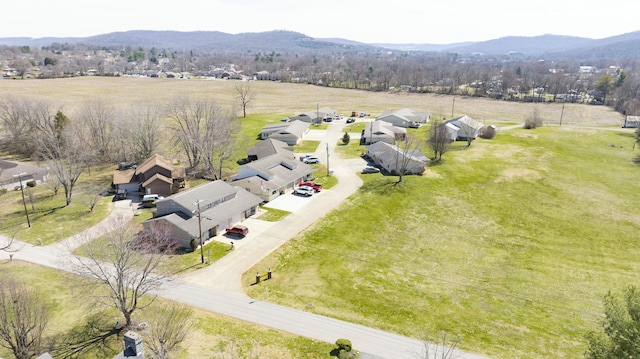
<box><xmin>332</xmin><ymin>338</ymin><xmax>358</xmax><ymax>359</ymax></box>
<box><xmin>26</xmin><ymin>180</ymin><xmax>36</xmax><ymax>187</ymax></box>
<box><xmin>0</xmin><ymin>188</ymin><xmax>6</xmax><ymax>196</ymax></box>
<box><xmin>335</xmin><ymin>339</ymin><xmax>352</xmax><ymax>352</ymax></box>
<box><xmin>342</xmin><ymin>132</ymin><xmax>351</xmax><ymax>145</ymax></box>
<box><xmin>524</xmin><ymin>107</ymin><xmax>543</xmax><ymax>129</ymax></box>
<box><xmin>479</xmin><ymin>125</ymin><xmax>497</xmax><ymax>139</ymax></box>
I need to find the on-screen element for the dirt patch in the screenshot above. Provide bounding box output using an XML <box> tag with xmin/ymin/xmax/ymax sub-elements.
<box><xmin>495</xmin><ymin>168</ymin><xmax>543</xmax><ymax>183</ymax></box>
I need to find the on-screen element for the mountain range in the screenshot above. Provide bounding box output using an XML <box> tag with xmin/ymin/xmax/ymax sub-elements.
<box><xmin>2</xmin><ymin>29</ymin><xmax>640</xmax><ymax>60</ymax></box>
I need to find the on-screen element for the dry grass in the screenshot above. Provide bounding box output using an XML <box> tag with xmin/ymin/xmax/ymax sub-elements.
<box><xmin>0</xmin><ymin>77</ymin><xmax>625</xmax><ymax>127</ymax></box>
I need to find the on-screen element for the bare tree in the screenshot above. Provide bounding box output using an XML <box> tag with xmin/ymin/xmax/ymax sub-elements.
<box><xmin>414</xmin><ymin>331</ymin><xmax>461</xmax><ymax>359</ymax></box>
<box><xmin>167</xmin><ymin>96</ymin><xmax>234</xmax><ymax>175</ymax></box>
<box><xmin>0</xmin><ymin>276</ymin><xmax>50</xmax><ymax>359</ymax></box>
<box><xmin>78</xmin><ymin>100</ymin><xmax>116</xmax><ymax>161</ymax></box>
<box><xmin>112</xmin><ymin>104</ymin><xmax>163</xmax><ymax>163</ymax></box>
<box><xmin>72</xmin><ymin>217</ymin><xmax>175</xmax><ymax>327</ymax></box>
<box><xmin>142</xmin><ymin>304</ymin><xmax>193</xmax><ymax>359</ymax></box>
<box><xmin>393</xmin><ymin>135</ymin><xmax>427</xmax><ymax>183</ymax></box>
<box><xmin>235</xmin><ymin>82</ymin><xmax>256</xmax><ymax>118</ymax></box>
<box><xmin>0</xmin><ymin>97</ymin><xmax>31</xmax><ymax>155</ymax></box>
<box><xmin>524</xmin><ymin>106</ymin><xmax>543</xmax><ymax>129</ymax></box>
<box><xmin>428</xmin><ymin>119</ymin><xmax>451</xmax><ymax>162</ymax></box>
<box><xmin>38</xmin><ymin>122</ymin><xmax>92</xmax><ymax>206</ymax></box>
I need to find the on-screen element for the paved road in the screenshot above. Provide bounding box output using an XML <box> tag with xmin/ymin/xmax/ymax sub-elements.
<box><xmin>0</xmin><ymin>118</ymin><xmax>491</xmax><ymax>359</ymax></box>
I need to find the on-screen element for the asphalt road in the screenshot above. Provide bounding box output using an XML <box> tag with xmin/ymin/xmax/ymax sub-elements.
<box><xmin>0</xmin><ymin>118</ymin><xmax>491</xmax><ymax>359</ymax></box>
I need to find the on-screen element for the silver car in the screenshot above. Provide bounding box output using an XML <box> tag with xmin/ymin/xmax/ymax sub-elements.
<box><xmin>293</xmin><ymin>186</ymin><xmax>315</xmax><ymax>196</ymax></box>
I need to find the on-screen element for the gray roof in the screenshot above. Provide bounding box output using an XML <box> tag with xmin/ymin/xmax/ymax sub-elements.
<box><xmin>377</xmin><ymin>108</ymin><xmax>430</xmax><ymax>124</ymax></box>
<box><xmin>0</xmin><ymin>160</ymin><xmax>48</xmax><ymax>185</ymax></box>
<box><xmin>260</xmin><ymin>120</ymin><xmax>309</xmax><ymax>138</ymax></box>
<box><xmin>364</xmin><ymin>120</ymin><xmax>406</xmax><ymax>138</ymax></box>
<box><xmin>237</xmin><ymin>154</ymin><xmax>313</xmax><ymax>187</ymax></box>
<box><xmin>152</xmin><ymin>180</ymin><xmax>262</xmax><ymax>236</ymax></box>
<box><xmin>246</xmin><ymin>138</ymin><xmax>293</xmax><ymax>159</ymax></box>
<box><xmin>366</xmin><ymin>141</ymin><xmax>429</xmax><ymax>164</ymax></box>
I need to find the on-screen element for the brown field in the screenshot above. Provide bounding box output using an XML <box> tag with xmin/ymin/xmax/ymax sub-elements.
<box><xmin>0</xmin><ymin>76</ymin><xmax>625</xmax><ymax>127</ymax></box>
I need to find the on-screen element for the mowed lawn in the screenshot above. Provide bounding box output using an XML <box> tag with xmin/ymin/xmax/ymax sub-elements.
<box><xmin>245</xmin><ymin>126</ymin><xmax>640</xmax><ymax>359</ymax></box>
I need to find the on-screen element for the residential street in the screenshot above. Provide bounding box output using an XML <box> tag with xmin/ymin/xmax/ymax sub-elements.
<box><xmin>0</xmin><ymin>119</ymin><xmax>490</xmax><ymax>359</ymax></box>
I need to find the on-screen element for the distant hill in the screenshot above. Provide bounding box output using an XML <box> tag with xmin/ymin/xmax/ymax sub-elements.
<box><xmin>1</xmin><ymin>29</ymin><xmax>640</xmax><ymax>60</ymax></box>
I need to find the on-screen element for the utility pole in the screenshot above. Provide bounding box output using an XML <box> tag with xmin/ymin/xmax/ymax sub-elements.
<box><xmin>195</xmin><ymin>200</ymin><xmax>204</xmax><ymax>264</ymax></box>
<box><xmin>451</xmin><ymin>97</ymin><xmax>455</xmax><ymax>117</ymax></box>
<box><xmin>559</xmin><ymin>102</ymin><xmax>565</xmax><ymax>126</ymax></box>
<box><xmin>326</xmin><ymin>142</ymin><xmax>330</xmax><ymax>176</ymax></box>
<box><xmin>13</xmin><ymin>173</ymin><xmax>31</xmax><ymax>228</ymax></box>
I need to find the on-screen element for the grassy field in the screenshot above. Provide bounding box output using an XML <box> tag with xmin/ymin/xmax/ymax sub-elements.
<box><xmin>0</xmin><ymin>261</ymin><xmax>334</xmax><ymax>359</ymax></box>
<box><xmin>0</xmin><ymin>76</ymin><xmax>624</xmax><ymax>127</ymax></box>
<box><xmin>0</xmin><ymin>164</ymin><xmax>114</xmax><ymax>244</ymax></box>
<box><xmin>1</xmin><ymin>77</ymin><xmax>636</xmax><ymax>358</ymax></box>
<box><xmin>244</xmin><ymin>126</ymin><xmax>640</xmax><ymax>359</ymax></box>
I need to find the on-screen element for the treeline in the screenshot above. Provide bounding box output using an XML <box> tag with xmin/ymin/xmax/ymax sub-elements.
<box><xmin>2</xmin><ymin>43</ymin><xmax>640</xmax><ymax>115</ymax></box>
<box><xmin>0</xmin><ymin>95</ymin><xmax>239</xmax><ymax>204</ymax></box>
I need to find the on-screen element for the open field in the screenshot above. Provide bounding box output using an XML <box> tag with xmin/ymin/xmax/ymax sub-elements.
<box><xmin>244</xmin><ymin>126</ymin><xmax>640</xmax><ymax>358</ymax></box>
<box><xmin>0</xmin><ymin>261</ymin><xmax>334</xmax><ymax>359</ymax></box>
<box><xmin>0</xmin><ymin>76</ymin><xmax>625</xmax><ymax>127</ymax></box>
<box><xmin>1</xmin><ymin>77</ymin><xmax>637</xmax><ymax>358</ymax></box>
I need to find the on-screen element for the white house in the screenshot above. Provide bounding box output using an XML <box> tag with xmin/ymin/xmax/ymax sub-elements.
<box><xmin>376</xmin><ymin>108</ymin><xmax>430</xmax><ymax>128</ymax></box>
<box><xmin>362</xmin><ymin>120</ymin><xmax>406</xmax><ymax>145</ymax></box>
<box><xmin>259</xmin><ymin>120</ymin><xmax>310</xmax><ymax>145</ymax></box>
<box><xmin>443</xmin><ymin>115</ymin><xmax>484</xmax><ymax>141</ymax></box>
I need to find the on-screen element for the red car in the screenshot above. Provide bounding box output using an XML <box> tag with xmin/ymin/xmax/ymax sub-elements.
<box><xmin>298</xmin><ymin>181</ymin><xmax>323</xmax><ymax>192</ymax></box>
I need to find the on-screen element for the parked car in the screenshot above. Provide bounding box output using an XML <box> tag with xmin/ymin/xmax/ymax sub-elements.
<box><xmin>226</xmin><ymin>224</ymin><xmax>249</xmax><ymax>237</ymax></box>
<box><xmin>302</xmin><ymin>156</ymin><xmax>320</xmax><ymax>164</ymax></box>
<box><xmin>142</xmin><ymin>194</ymin><xmax>164</xmax><ymax>207</ymax></box>
<box><xmin>323</xmin><ymin>117</ymin><xmax>333</xmax><ymax>122</ymax></box>
<box><xmin>299</xmin><ymin>181</ymin><xmax>323</xmax><ymax>192</ymax></box>
<box><xmin>293</xmin><ymin>186</ymin><xmax>315</xmax><ymax>196</ymax></box>
<box><xmin>346</xmin><ymin>117</ymin><xmax>356</xmax><ymax>123</ymax></box>
<box><xmin>362</xmin><ymin>166</ymin><xmax>380</xmax><ymax>174</ymax></box>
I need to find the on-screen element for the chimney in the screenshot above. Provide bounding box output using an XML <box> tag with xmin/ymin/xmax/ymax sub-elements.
<box><xmin>123</xmin><ymin>331</ymin><xmax>144</xmax><ymax>359</ymax></box>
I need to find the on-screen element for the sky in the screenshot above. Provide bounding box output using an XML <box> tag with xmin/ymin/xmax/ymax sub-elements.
<box><xmin>3</xmin><ymin>0</ymin><xmax>638</xmax><ymax>44</ymax></box>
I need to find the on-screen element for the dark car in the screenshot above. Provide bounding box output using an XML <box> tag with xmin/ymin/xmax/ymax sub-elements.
<box><xmin>346</xmin><ymin>117</ymin><xmax>356</xmax><ymax>123</ymax></box>
<box><xmin>362</xmin><ymin>166</ymin><xmax>380</xmax><ymax>174</ymax></box>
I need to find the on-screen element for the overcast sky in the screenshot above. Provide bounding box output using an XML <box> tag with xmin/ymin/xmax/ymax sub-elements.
<box><xmin>3</xmin><ymin>0</ymin><xmax>638</xmax><ymax>44</ymax></box>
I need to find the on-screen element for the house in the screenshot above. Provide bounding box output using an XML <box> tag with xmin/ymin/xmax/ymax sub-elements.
<box><xmin>443</xmin><ymin>115</ymin><xmax>484</xmax><ymax>141</ymax></box>
<box><xmin>112</xmin><ymin>154</ymin><xmax>184</xmax><ymax>197</ymax></box>
<box><xmin>231</xmin><ymin>154</ymin><xmax>314</xmax><ymax>202</ymax></box>
<box><xmin>365</xmin><ymin>141</ymin><xmax>429</xmax><ymax>175</ymax></box>
<box><xmin>362</xmin><ymin>120</ymin><xmax>407</xmax><ymax>145</ymax></box>
<box><xmin>246</xmin><ymin>138</ymin><xmax>294</xmax><ymax>162</ymax></box>
<box><xmin>0</xmin><ymin>160</ymin><xmax>49</xmax><ymax>190</ymax></box>
<box><xmin>259</xmin><ymin>120</ymin><xmax>310</xmax><ymax>145</ymax></box>
<box><xmin>143</xmin><ymin>180</ymin><xmax>262</xmax><ymax>248</ymax></box>
<box><xmin>289</xmin><ymin>107</ymin><xmax>338</xmax><ymax>124</ymax></box>
<box><xmin>376</xmin><ymin>108</ymin><xmax>430</xmax><ymax>128</ymax></box>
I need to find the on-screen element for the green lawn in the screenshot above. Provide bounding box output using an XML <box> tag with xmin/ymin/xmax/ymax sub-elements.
<box><xmin>0</xmin><ymin>261</ymin><xmax>334</xmax><ymax>359</ymax></box>
<box><xmin>0</xmin><ymin>164</ymin><xmax>114</xmax><ymax>245</ymax></box>
<box><xmin>245</xmin><ymin>126</ymin><xmax>640</xmax><ymax>359</ymax></box>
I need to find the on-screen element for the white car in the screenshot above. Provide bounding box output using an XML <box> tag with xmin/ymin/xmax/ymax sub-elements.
<box><xmin>302</xmin><ymin>156</ymin><xmax>320</xmax><ymax>164</ymax></box>
<box><xmin>293</xmin><ymin>186</ymin><xmax>315</xmax><ymax>196</ymax></box>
